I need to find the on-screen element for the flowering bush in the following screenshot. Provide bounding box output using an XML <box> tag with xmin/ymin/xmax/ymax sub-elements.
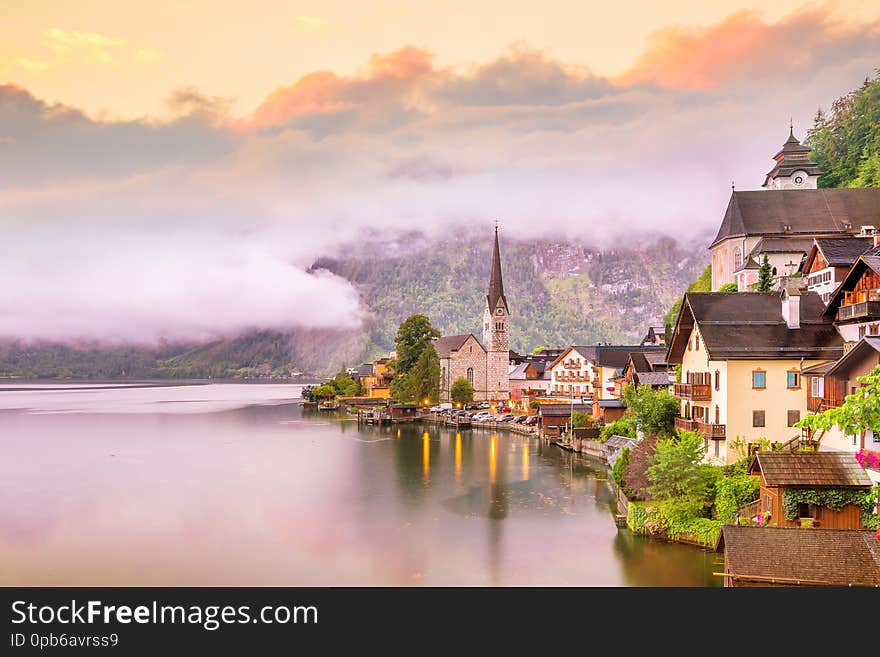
<box><xmin>855</xmin><ymin>449</ymin><xmax>880</xmax><ymax>470</ymax></box>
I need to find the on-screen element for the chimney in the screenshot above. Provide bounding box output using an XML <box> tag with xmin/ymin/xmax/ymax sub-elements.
<box><xmin>781</xmin><ymin>286</ymin><xmax>801</xmax><ymax>329</ymax></box>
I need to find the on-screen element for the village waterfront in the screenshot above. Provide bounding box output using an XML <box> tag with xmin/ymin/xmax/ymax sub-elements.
<box><xmin>0</xmin><ymin>382</ymin><xmax>718</xmax><ymax>586</ymax></box>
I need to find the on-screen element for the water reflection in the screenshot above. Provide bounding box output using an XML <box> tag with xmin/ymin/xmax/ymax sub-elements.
<box><xmin>0</xmin><ymin>385</ymin><xmax>718</xmax><ymax>586</ymax></box>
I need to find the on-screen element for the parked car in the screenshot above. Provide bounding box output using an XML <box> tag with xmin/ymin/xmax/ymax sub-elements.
<box><xmin>513</xmin><ymin>416</ymin><xmax>527</xmax><ymax>424</ymax></box>
<box><xmin>499</xmin><ymin>414</ymin><xmax>516</xmax><ymax>422</ymax></box>
<box><xmin>524</xmin><ymin>416</ymin><xmax>539</xmax><ymax>426</ymax></box>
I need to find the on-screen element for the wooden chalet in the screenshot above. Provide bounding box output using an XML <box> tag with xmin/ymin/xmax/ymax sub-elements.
<box><xmin>749</xmin><ymin>451</ymin><xmax>872</xmax><ymax>529</ymax></box>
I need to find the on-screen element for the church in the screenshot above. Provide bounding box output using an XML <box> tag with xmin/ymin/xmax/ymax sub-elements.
<box><xmin>434</xmin><ymin>227</ymin><xmax>511</xmax><ymax>403</ymax></box>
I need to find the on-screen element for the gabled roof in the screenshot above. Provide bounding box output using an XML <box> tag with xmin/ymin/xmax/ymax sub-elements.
<box><xmin>719</xmin><ymin>526</ymin><xmax>880</xmax><ymax>587</ymax></box>
<box><xmin>433</xmin><ymin>334</ymin><xmax>485</xmax><ymax>358</ymax></box>
<box><xmin>824</xmin><ymin>256</ymin><xmax>880</xmax><ymax>317</ymax></box>
<box><xmin>667</xmin><ymin>292</ymin><xmax>843</xmax><ymax>362</ymax></box>
<box><xmin>826</xmin><ymin>336</ymin><xmax>880</xmax><ymax>377</ymax></box>
<box><xmin>804</xmin><ymin>237</ymin><xmax>874</xmax><ymax>272</ymax></box>
<box><xmin>749</xmin><ymin>237</ymin><xmax>815</xmax><ymax>256</ymax></box>
<box><xmin>710</xmin><ymin>189</ymin><xmax>880</xmax><ymax>248</ymax></box>
<box><xmin>635</xmin><ymin>371</ymin><xmax>672</xmax><ymax>386</ymax></box>
<box><xmin>751</xmin><ymin>451</ymin><xmax>872</xmax><ymax>488</ymax></box>
<box><xmin>595</xmin><ymin>345</ymin><xmax>663</xmax><ymax>369</ymax></box>
<box><xmin>538</xmin><ymin>403</ymin><xmax>591</xmax><ymax>416</ymax></box>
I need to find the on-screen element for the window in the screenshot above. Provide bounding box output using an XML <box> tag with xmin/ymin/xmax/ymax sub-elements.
<box><xmin>688</xmin><ymin>339</ymin><xmax>692</xmax><ymax>351</ymax></box>
<box><xmin>752</xmin><ymin>370</ymin><xmax>766</xmax><ymax>389</ymax></box>
<box><xmin>753</xmin><ymin>410</ymin><xmax>765</xmax><ymax>427</ymax></box>
<box><xmin>714</xmin><ymin>370</ymin><xmax>720</xmax><ymax>391</ymax></box>
<box><xmin>695</xmin><ymin>335</ymin><xmax>700</xmax><ymax>351</ymax></box>
<box><xmin>734</xmin><ymin>247</ymin><xmax>742</xmax><ymax>271</ymax></box>
<box><xmin>787</xmin><ymin>410</ymin><xmax>800</xmax><ymax>427</ymax></box>
<box><xmin>870</xmin><ymin>324</ymin><xmax>879</xmax><ymax>336</ymax></box>
<box><xmin>859</xmin><ymin>325</ymin><xmax>866</xmax><ymax>340</ymax></box>
<box><xmin>772</xmin><ymin>267</ymin><xmax>777</xmax><ymax>276</ymax></box>
<box><xmin>787</xmin><ymin>370</ymin><xmax>800</xmax><ymax>389</ymax></box>
<box><xmin>714</xmin><ymin>440</ymin><xmax>720</xmax><ymax>458</ymax></box>
<box><xmin>466</xmin><ymin>368</ymin><xmax>474</xmax><ymax>386</ymax></box>
<box><xmin>811</xmin><ymin>376</ymin><xmax>824</xmax><ymax>398</ymax></box>
<box><xmin>715</xmin><ymin>405</ymin><xmax>720</xmax><ymax>424</ymax></box>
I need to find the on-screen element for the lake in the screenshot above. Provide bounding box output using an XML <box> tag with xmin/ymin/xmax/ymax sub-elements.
<box><xmin>0</xmin><ymin>383</ymin><xmax>720</xmax><ymax>586</ymax></box>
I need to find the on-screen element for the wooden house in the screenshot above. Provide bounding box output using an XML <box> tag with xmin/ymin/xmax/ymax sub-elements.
<box><xmin>749</xmin><ymin>451</ymin><xmax>872</xmax><ymax>529</ymax></box>
<box><xmin>387</xmin><ymin>404</ymin><xmax>420</xmax><ymax>423</ymax></box>
<box><xmin>717</xmin><ymin>525</ymin><xmax>880</xmax><ymax>587</ymax></box>
<box><xmin>537</xmin><ymin>403</ymin><xmax>591</xmax><ymax>437</ymax></box>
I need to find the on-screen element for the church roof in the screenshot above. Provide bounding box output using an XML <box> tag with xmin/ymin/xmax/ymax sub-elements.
<box><xmin>710</xmin><ymin>189</ymin><xmax>880</xmax><ymax>248</ymax></box>
<box><xmin>433</xmin><ymin>334</ymin><xmax>485</xmax><ymax>358</ymax></box>
<box><xmin>748</xmin><ymin>237</ymin><xmax>815</xmax><ymax>256</ymax></box>
<box><xmin>487</xmin><ymin>226</ymin><xmax>508</xmax><ymax>313</ymax></box>
<box><xmin>773</xmin><ymin>127</ymin><xmax>812</xmax><ymax>158</ymax></box>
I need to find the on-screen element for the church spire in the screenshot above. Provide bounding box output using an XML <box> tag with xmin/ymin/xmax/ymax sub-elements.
<box><xmin>487</xmin><ymin>224</ymin><xmax>507</xmax><ymax>313</ymax></box>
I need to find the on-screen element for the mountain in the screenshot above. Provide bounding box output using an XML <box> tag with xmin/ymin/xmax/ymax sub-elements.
<box><xmin>0</xmin><ymin>234</ymin><xmax>708</xmax><ymax>379</ymax></box>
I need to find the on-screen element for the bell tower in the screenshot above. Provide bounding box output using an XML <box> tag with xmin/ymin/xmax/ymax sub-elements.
<box><xmin>762</xmin><ymin>124</ymin><xmax>823</xmax><ymax>189</ymax></box>
<box><xmin>482</xmin><ymin>224</ymin><xmax>510</xmax><ymax>401</ymax></box>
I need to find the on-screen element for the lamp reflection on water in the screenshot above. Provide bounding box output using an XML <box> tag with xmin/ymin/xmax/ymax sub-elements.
<box><xmin>455</xmin><ymin>432</ymin><xmax>462</xmax><ymax>479</ymax></box>
<box><xmin>423</xmin><ymin>431</ymin><xmax>430</xmax><ymax>483</ymax></box>
<box><xmin>522</xmin><ymin>443</ymin><xmax>529</xmax><ymax>481</ymax></box>
<box><xmin>489</xmin><ymin>435</ymin><xmax>497</xmax><ymax>484</ymax></box>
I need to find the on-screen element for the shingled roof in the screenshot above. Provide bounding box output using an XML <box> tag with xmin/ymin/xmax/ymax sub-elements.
<box><xmin>719</xmin><ymin>526</ymin><xmax>880</xmax><ymax>587</ymax></box>
<box><xmin>710</xmin><ymin>189</ymin><xmax>880</xmax><ymax>248</ymax></box>
<box><xmin>486</xmin><ymin>226</ymin><xmax>508</xmax><ymax>313</ymax></box>
<box><xmin>749</xmin><ymin>237</ymin><xmax>815</xmax><ymax>256</ymax></box>
<box><xmin>433</xmin><ymin>334</ymin><xmax>485</xmax><ymax>358</ymax></box>
<box><xmin>752</xmin><ymin>451</ymin><xmax>872</xmax><ymax>487</ymax></box>
<box><xmin>824</xmin><ymin>255</ymin><xmax>880</xmax><ymax>317</ymax></box>
<box><xmin>667</xmin><ymin>292</ymin><xmax>844</xmax><ymax>362</ymax></box>
<box><xmin>812</xmin><ymin>237</ymin><xmax>874</xmax><ymax>268</ymax></box>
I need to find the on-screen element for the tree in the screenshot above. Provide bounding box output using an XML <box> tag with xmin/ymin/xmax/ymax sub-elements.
<box><xmin>572</xmin><ymin>411</ymin><xmax>593</xmax><ymax>428</ymax></box>
<box><xmin>310</xmin><ymin>383</ymin><xmax>337</xmax><ymax>400</ymax></box>
<box><xmin>718</xmin><ymin>283</ymin><xmax>738</xmax><ymax>293</ymax></box>
<box><xmin>755</xmin><ymin>254</ymin><xmax>773</xmax><ymax>292</ymax></box>
<box><xmin>798</xmin><ymin>364</ymin><xmax>880</xmax><ymax>436</ymax></box>
<box><xmin>450</xmin><ymin>376</ymin><xmax>474</xmax><ymax>404</ymax></box>
<box><xmin>332</xmin><ymin>369</ymin><xmax>360</xmax><ymax>397</ymax></box>
<box><xmin>406</xmin><ymin>343</ymin><xmax>440</xmax><ymax>404</ymax></box>
<box><xmin>646</xmin><ymin>431</ymin><xmax>713</xmax><ymax>502</ymax></box>
<box><xmin>600</xmin><ymin>416</ymin><xmax>636</xmax><ymax>440</ymax></box>
<box><xmin>622</xmin><ymin>384</ymin><xmax>680</xmax><ymax>437</ymax></box>
<box><xmin>394</xmin><ymin>314</ymin><xmax>441</xmax><ymax>375</ymax></box>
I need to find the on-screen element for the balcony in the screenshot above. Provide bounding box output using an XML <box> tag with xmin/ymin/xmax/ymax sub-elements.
<box><xmin>807</xmin><ymin>396</ymin><xmax>843</xmax><ymax>412</ymax></box>
<box><xmin>562</xmin><ymin>360</ymin><xmax>582</xmax><ymax>369</ymax></box>
<box><xmin>674</xmin><ymin>416</ymin><xmax>725</xmax><ymax>439</ymax></box>
<box><xmin>674</xmin><ymin>383</ymin><xmax>712</xmax><ymax>401</ymax></box>
<box><xmin>838</xmin><ymin>300</ymin><xmax>880</xmax><ymax>321</ymax></box>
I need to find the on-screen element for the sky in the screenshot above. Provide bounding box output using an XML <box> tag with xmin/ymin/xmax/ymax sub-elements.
<box><xmin>2</xmin><ymin>1</ymin><xmax>880</xmax><ymax>343</ymax></box>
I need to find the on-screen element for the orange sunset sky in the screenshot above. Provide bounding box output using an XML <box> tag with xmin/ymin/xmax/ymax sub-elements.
<box><xmin>1</xmin><ymin>1</ymin><xmax>880</xmax><ymax>342</ymax></box>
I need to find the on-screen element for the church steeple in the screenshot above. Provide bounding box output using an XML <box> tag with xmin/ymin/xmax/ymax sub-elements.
<box><xmin>762</xmin><ymin>125</ymin><xmax>822</xmax><ymax>189</ymax></box>
<box><xmin>487</xmin><ymin>225</ymin><xmax>508</xmax><ymax>314</ymax></box>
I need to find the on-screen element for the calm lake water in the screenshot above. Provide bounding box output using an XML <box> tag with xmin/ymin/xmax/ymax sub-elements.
<box><xmin>0</xmin><ymin>383</ymin><xmax>720</xmax><ymax>586</ymax></box>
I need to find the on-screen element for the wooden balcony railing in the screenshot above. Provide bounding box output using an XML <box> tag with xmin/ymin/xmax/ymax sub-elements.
<box><xmin>807</xmin><ymin>396</ymin><xmax>843</xmax><ymax>412</ymax></box>
<box><xmin>673</xmin><ymin>383</ymin><xmax>712</xmax><ymax>401</ymax></box>
<box><xmin>674</xmin><ymin>416</ymin><xmax>725</xmax><ymax>439</ymax></box>
<box><xmin>838</xmin><ymin>301</ymin><xmax>880</xmax><ymax>321</ymax></box>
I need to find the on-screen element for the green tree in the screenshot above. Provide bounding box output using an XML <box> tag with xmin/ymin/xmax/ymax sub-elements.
<box><xmin>646</xmin><ymin>431</ymin><xmax>713</xmax><ymax>502</ymax></box>
<box><xmin>798</xmin><ymin>364</ymin><xmax>880</xmax><ymax>436</ymax></box>
<box><xmin>394</xmin><ymin>314</ymin><xmax>441</xmax><ymax>375</ymax></box>
<box><xmin>755</xmin><ymin>254</ymin><xmax>773</xmax><ymax>292</ymax></box>
<box><xmin>406</xmin><ymin>343</ymin><xmax>441</xmax><ymax>404</ymax></box>
<box><xmin>450</xmin><ymin>376</ymin><xmax>474</xmax><ymax>405</ymax></box>
<box><xmin>310</xmin><ymin>383</ymin><xmax>337</xmax><ymax>399</ymax></box>
<box><xmin>332</xmin><ymin>369</ymin><xmax>360</xmax><ymax>397</ymax></box>
<box><xmin>601</xmin><ymin>416</ymin><xmax>636</xmax><ymax>440</ymax></box>
<box><xmin>664</xmin><ymin>264</ymin><xmax>711</xmax><ymax>343</ymax></box>
<box><xmin>622</xmin><ymin>384</ymin><xmax>680</xmax><ymax>437</ymax></box>
<box><xmin>718</xmin><ymin>283</ymin><xmax>738</xmax><ymax>293</ymax></box>
<box><xmin>572</xmin><ymin>411</ymin><xmax>593</xmax><ymax>428</ymax></box>
<box><xmin>807</xmin><ymin>72</ymin><xmax>880</xmax><ymax>189</ymax></box>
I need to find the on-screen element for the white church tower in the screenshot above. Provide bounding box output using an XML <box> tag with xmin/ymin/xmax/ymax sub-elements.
<box><xmin>762</xmin><ymin>125</ymin><xmax>823</xmax><ymax>189</ymax></box>
<box><xmin>482</xmin><ymin>226</ymin><xmax>510</xmax><ymax>402</ymax></box>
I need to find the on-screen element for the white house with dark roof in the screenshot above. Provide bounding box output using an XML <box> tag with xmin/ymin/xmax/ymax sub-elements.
<box><xmin>801</xmin><ymin>235</ymin><xmax>877</xmax><ymax>304</ymax></box>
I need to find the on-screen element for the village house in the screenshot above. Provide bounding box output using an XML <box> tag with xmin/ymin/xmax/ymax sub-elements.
<box><xmin>435</xmin><ymin>227</ymin><xmax>511</xmax><ymax>403</ymax></box>
<box><xmin>546</xmin><ymin>346</ymin><xmax>596</xmax><ymax>401</ymax></box>
<box><xmin>666</xmin><ymin>288</ymin><xmax>843</xmax><ymax>464</ymax></box>
<box><xmin>801</xmin><ymin>234</ymin><xmax>876</xmax><ymax>304</ymax></box>
<box><xmin>508</xmin><ymin>357</ymin><xmax>552</xmax><ymax>410</ymax></box>
<box><xmin>640</xmin><ymin>326</ymin><xmax>666</xmax><ymax>347</ymax></box>
<box><xmin>358</xmin><ymin>358</ymin><xmax>393</xmax><ymax>398</ymax></box>
<box><xmin>537</xmin><ymin>402</ymin><xmax>591</xmax><ymax>438</ymax></box>
<box><xmin>615</xmin><ymin>351</ymin><xmax>672</xmax><ymax>394</ymax></box>
<box><xmin>717</xmin><ymin>526</ymin><xmax>880</xmax><ymax>587</ymax></box>
<box><xmin>709</xmin><ymin>128</ymin><xmax>880</xmax><ymax>291</ymax></box>
<box><xmin>748</xmin><ymin>451</ymin><xmax>873</xmax><ymax>529</ymax></box>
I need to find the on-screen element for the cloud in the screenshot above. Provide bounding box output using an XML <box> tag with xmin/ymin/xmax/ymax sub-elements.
<box><xmin>134</xmin><ymin>48</ymin><xmax>163</xmax><ymax>65</ymax></box>
<box><xmin>44</xmin><ymin>27</ymin><xmax>124</xmax><ymax>64</ymax></box>
<box><xmin>14</xmin><ymin>58</ymin><xmax>51</xmax><ymax>72</ymax></box>
<box><xmin>1</xmin><ymin>8</ymin><xmax>879</xmax><ymax>343</ymax></box>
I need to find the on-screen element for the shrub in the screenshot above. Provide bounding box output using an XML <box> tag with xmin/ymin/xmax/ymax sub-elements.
<box><xmin>714</xmin><ymin>474</ymin><xmax>761</xmax><ymax>523</ymax></box>
<box><xmin>612</xmin><ymin>447</ymin><xmax>630</xmax><ymax>489</ymax></box>
<box><xmin>601</xmin><ymin>416</ymin><xmax>636</xmax><ymax>440</ymax></box>
<box><xmin>646</xmin><ymin>431</ymin><xmax>710</xmax><ymax>502</ymax></box>
<box><xmin>718</xmin><ymin>283</ymin><xmax>738</xmax><ymax>292</ymax></box>
<box><xmin>620</xmin><ymin>436</ymin><xmax>659</xmax><ymax>501</ymax></box>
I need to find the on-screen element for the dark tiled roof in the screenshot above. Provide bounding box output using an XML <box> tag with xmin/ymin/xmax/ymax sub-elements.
<box><xmin>753</xmin><ymin>451</ymin><xmax>872</xmax><ymax>487</ymax></box>
<box><xmin>538</xmin><ymin>403</ymin><xmax>591</xmax><ymax>416</ymax></box>
<box><xmin>635</xmin><ymin>371</ymin><xmax>672</xmax><ymax>386</ymax></box>
<box><xmin>719</xmin><ymin>526</ymin><xmax>880</xmax><ymax>587</ymax></box>
<box><xmin>710</xmin><ymin>189</ymin><xmax>880</xmax><ymax>248</ymax></box>
<box><xmin>668</xmin><ymin>292</ymin><xmax>844</xmax><ymax>361</ymax></box>
<box><xmin>604</xmin><ymin>435</ymin><xmax>637</xmax><ymax>450</ymax></box>
<box><xmin>357</xmin><ymin>363</ymin><xmax>374</xmax><ymax>376</ymax></box>
<box><xmin>749</xmin><ymin>237</ymin><xmax>815</xmax><ymax>256</ymax></box>
<box><xmin>827</xmin><ymin>336</ymin><xmax>880</xmax><ymax>377</ymax></box>
<box><xmin>597</xmin><ymin>399</ymin><xmax>625</xmax><ymax>408</ymax></box>
<box><xmin>595</xmin><ymin>345</ymin><xmax>663</xmax><ymax>369</ymax></box>
<box><xmin>814</xmin><ymin>237</ymin><xmax>874</xmax><ymax>267</ymax></box>
<box><xmin>433</xmin><ymin>334</ymin><xmax>484</xmax><ymax>358</ymax></box>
